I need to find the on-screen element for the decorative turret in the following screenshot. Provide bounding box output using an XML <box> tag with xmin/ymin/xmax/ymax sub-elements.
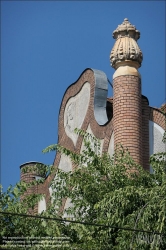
<box><xmin>110</xmin><ymin>18</ymin><xmax>143</xmax><ymax>70</ymax></box>
<box><xmin>111</xmin><ymin>18</ymin><xmax>143</xmax><ymax>166</ymax></box>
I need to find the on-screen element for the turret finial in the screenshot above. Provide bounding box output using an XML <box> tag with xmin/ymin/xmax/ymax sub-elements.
<box><xmin>110</xmin><ymin>18</ymin><xmax>143</xmax><ymax>69</ymax></box>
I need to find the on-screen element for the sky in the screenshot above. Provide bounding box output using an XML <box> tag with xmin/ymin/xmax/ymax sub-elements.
<box><xmin>1</xmin><ymin>1</ymin><xmax>166</xmax><ymax>192</ymax></box>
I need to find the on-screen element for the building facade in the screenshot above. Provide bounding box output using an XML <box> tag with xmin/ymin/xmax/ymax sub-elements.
<box><xmin>20</xmin><ymin>18</ymin><xmax>166</xmax><ymax>213</ymax></box>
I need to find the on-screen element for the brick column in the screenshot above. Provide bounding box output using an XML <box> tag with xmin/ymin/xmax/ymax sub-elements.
<box><xmin>110</xmin><ymin>18</ymin><xmax>144</xmax><ymax>166</ymax></box>
<box><xmin>113</xmin><ymin>73</ymin><xmax>143</xmax><ymax>165</ymax></box>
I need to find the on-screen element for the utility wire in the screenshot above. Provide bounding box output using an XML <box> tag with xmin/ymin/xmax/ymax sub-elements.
<box><xmin>107</xmin><ymin>78</ymin><xmax>113</xmax><ymax>88</ymax></box>
<box><xmin>0</xmin><ymin>211</ymin><xmax>165</xmax><ymax>236</ymax></box>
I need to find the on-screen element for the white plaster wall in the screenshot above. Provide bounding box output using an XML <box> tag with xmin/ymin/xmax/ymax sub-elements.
<box><xmin>149</xmin><ymin>121</ymin><xmax>165</xmax><ymax>154</ymax></box>
<box><xmin>49</xmin><ymin>155</ymin><xmax>72</xmax><ymax>202</ymax></box>
<box><xmin>38</xmin><ymin>197</ymin><xmax>46</xmax><ymax>214</ymax></box>
<box><xmin>49</xmin><ymin>186</ymin><xmax>53</xmax><ymax>198</ymax></box>
<box><xmin>58</xmin><ymin>154</ymin><xmax>72</xmax><ymax>172</ymax></box>
<box><xmin>80</xmin><ymin>124</ymin><xmax>104</xmax><ymax>156</ymax></box>
<box><xmin>63</xmin><ymin>198</ymin><xmax>74</xmax><ymax>220</ymax></box>
<box><xmin>149</xmin><ymin>121</ymin><xmax>166</xmax><ymax>173</ymax></box>
<box><xmin>64</xmin><ymin>82</ymin><xmax>90</xmax><ymax>146</ymax></box>
<box><xmin>108</xmin><ymin>132</ymin><xmax>114</xmax><ymax>157</ymax></box>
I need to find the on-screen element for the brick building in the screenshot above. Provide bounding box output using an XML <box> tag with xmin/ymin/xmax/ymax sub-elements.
<box><xmin>20</xmin><ymin>18</ymin><xmax>166</xmax><ymax>213</ymax></box>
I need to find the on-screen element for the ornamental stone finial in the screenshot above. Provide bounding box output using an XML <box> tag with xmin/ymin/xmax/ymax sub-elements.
<box><xmin>110</xmin><ymin>18</ymin><xmax>143</xmax><ymax>69</ymax></box>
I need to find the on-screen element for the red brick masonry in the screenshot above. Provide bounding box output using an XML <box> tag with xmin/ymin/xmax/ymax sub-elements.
<box><xmin>20</xmin><ymin>69</ymin><xmax>166</xmax><ymax>210</ymax></box>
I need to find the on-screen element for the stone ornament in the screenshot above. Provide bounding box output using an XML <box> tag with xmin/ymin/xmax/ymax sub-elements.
<box><xmin>110</xmin><ymin>18</ymin><xmax>143</xmax><ymax>69</ymax></box>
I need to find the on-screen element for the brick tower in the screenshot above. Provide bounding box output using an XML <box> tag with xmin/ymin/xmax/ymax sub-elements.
<box><xmin>110</xmin><ymin>18</ymin><xmax>143</xmax><ymax>165</ymax></box>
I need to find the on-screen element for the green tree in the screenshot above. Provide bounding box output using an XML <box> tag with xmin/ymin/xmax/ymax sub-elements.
<box><xmin>0</xmin><ymin>166</ymin><xmax>67</xmax><ymax>249</ymax></box>
<box><xmin>45</xmin><ymin>129</ymin><xmax>166</xmax><ymax>249</ymax></box>
<box><xmin>0</xmin><ymin>129</ymin><xmax>166</xmax><ymax>249</ymax></box>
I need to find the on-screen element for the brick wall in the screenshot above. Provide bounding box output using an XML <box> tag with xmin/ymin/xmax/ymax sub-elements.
<box><xmin>141</xmin><ymin>96</ymin><xmax>150</xmax><ymax>170</ymax></box>
<box><xmin>54</xmin><ymin>69</ymin><xmax>114</xmax><ymax>158</ymax></box>
<box><xmin>149</xmin><ymin>107</ymin><xmax>166</xmax><ymax>130</ymax></box>
<box><xmin>21</xmin><ymin>68</ymin><xmax>166</xmax><ymax>212</ymax></box>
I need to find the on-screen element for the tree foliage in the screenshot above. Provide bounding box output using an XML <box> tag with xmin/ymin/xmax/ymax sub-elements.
<box><xmin>0</xmin><ymin>128</ymin><xmax>166</xmax><ymax>249</ymax></box>
<box><xmin>0</xmin><ymin>168</ymin><xmax>66</xmax><ymax>249</ymax></box>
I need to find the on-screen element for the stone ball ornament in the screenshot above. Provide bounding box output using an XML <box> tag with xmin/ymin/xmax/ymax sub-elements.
<box><xmin>110</xmin><ymin>18</ymin><xmax>143</xmax><ymax>69</ymax></box>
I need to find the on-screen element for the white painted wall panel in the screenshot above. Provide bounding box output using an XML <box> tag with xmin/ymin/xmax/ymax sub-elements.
<box><xmin>149</xmin><ymin>121</ymin><xmax>165</xmax><ymax>172</ymax></box>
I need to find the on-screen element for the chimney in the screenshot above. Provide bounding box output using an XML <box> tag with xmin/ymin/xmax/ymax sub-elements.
<box><xmin>20</xmin><ymin>161</ymin><xmax>45</xmax><ymax>213</ymax></box>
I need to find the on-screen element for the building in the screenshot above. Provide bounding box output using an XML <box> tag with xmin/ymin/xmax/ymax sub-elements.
<box><xmin>20</xmin><ymin>18</ymin><xmax>166</xmax><ymax>213</ymax></box>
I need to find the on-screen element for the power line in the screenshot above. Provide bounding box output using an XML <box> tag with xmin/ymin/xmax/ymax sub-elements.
<box><xmin>107</xmin><ymin>78</ymin><xmax>113</xmax><ymax>88</ymax></box>
<box><xmin>0</xmin><ymin>211</ymin><xmax>165</xmax><ymax>236</ymax></box>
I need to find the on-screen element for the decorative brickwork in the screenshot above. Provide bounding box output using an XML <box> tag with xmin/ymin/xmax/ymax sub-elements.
<box><xmin>113</xmin><ymin>75</ymin><xmax>143</xmax><ymax>166</ymax></box>
<box><xmin>55</xmin><ymin>68</ymin><xmax>113</xmax><ymax>158</ymax></box>
<box><xmin>149</xmin><ymin>107</ymin><xmax>166</xmax><ymax>130</ymax></box>
<box><xmin>19</xmin><ymin>18</ymin><xmax>166</xmax><ymax>214</ymax></box>
<box><xmin>160</xmin><ymin>103</ymin><xmax>166</xmax><ymax>114</ymax></box>
<box><xmin>19</xmin><ymin>70</ymin><xmax>166</xmax><ymax>215</ymax></box>
<box><xmin>141</xmin><ymin>96</ymin><xmax>150</xmax><ymax>170</ymax></box>
<box><xmin>40</xmin><ymin>69</ymin><xmax>114</xmax><ymax>206</ymax></box>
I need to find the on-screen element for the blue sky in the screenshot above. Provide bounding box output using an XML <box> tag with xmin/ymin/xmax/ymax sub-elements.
<box><xmin>1</xmin><ymin>1</ymin><xmax>166</xmax><ymax>191</ymax></box>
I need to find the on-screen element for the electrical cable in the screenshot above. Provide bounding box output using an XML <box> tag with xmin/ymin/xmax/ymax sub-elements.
<box><xmin>0</xmin><ymin>211</ymin><xmax>165</xmax><ymax>236</ymax></box>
